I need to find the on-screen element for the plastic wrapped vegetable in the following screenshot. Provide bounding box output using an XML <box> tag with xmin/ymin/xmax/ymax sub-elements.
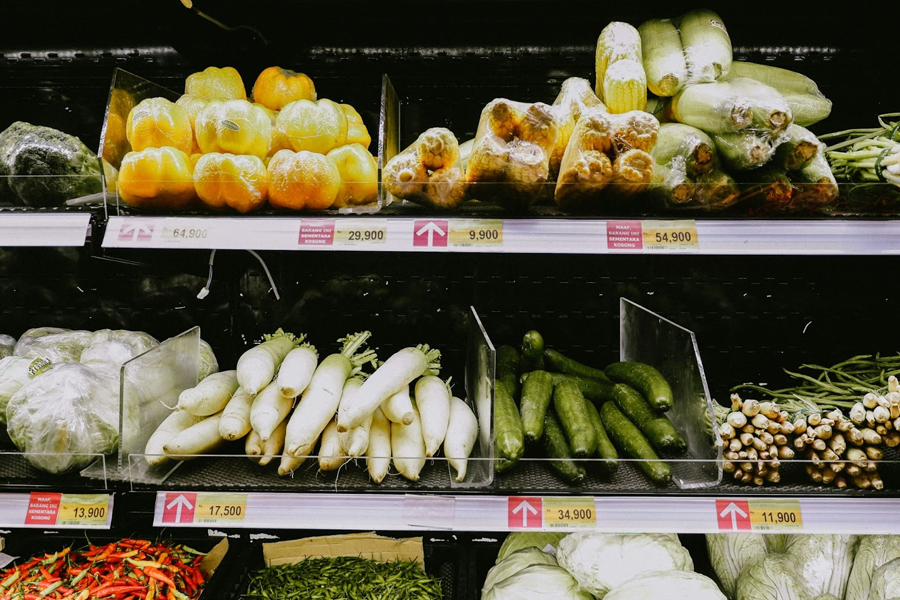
<box><xmin>466</xmin><ymin>99</ymin><xmax>559</xmax><ymax>210</ymax></box>
<box><xmin>638</xmin><ymin>18</ymin><xmax>688</xmax><ymax>97</ymax></box>
<box><xmin>707</xmin><ymin>534</ymin><xmax>770</xmax><ymax>599</ymax></box>
<box><xmin>482</xmin><ymin>548</ymin><xmax>559</xmax><ymax>595</ymax></box>
<box><xmin>0</xmin><ymin>122</ymin><xmax>103</xmax><ymax>207</ymax></box>
<box><xmin>13</xmin><ymin>328</ymin><xmax>92</xmax><ymax>363</ymax></box>
<box><xmin>869</xmin><ymin>557</ymin><xmax>900</xmax><ymax>600</ymax></box>
<box><xmin>846</xmin><ymin>536</ymin><xmax>900</xmax><ymax>600</ymax></box>
<box><xmin>652</xmin><ymin>123</ymin><xmax>717</xmax><ymax>178</ymax></box>
<box><xmin>773</xmin><ymin>125</ymin><xmax>821</xmax><ymax>171</ymax></box>
<box><xmin>199</xmin><ymin>339</ymin><xmax>220</xmax><ymax>381</ymax></box>
<box><xmin>0</xmin><ymin>356</ymin><xmax>33</xmax><ymax>425</ymax></box>
<box><xmin>0</xmin><ymin>334</ymin><xmax>14</xmax><ymax>358</ymax></box>
<box><xmin>79</xmin><ymin>329</ymin><xmax>159</xmax><ymax>369</ymax></box>
<box><xmin>549</xmin><ymin>77</ymin><xmax>605</xmax><ymax>180</ymax></box>
<box><xmin>482</xmin><ymin>564</ymin><xmax>592</xmax><ymax>600</ymax></box>
<box><xmin>782</xmin><ymin>535</ymin><xmax>856</xmax><ymax>599</ymax></box>
<box><xmin>605</xmin><ymin>570</ymin><xmax>726</xmax><ymax>600</ymax></box>
<box><xmin>676</xmin><ymin>8</ymin><xmax>733</xmax><ymax>83</ymax></box>
<box><xmin>735</xmin><ymin>554</ymin><xmax>812</xmax><ymax>600</ymax></box>
<box><xmin>496</xmin><ymin>532</ymin><xmax>566</xmax><ymax>563</ymax></box>
<box><xmin>6</xmin><ymin>363</ymin><xmax>122</xmax><ymax>474</ymax></box>
<box><xmin>712</xmin><ymin>131</ymin><xmax>780</xmax><ymax>171</ymax></box>
<box><xmin>790</xmin><ymin>146</ymin><xmax>839</xmax><ymax>208</ymax></box>
<box><xmin>724</xmin><ymin>62</ymin><xmax>832</xmax><ymax>127</ymax></box>
<box><xmin>556</xmin><ymin>532</ymin><xmax>693</xmax><ymax>598</ymax></box>
<box><xmin>383</xmin><ymin>127</ymin><xmax>467</xmax><ymax>210</ymax></box>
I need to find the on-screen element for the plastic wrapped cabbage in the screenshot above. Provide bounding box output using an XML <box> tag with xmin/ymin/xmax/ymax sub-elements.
<box><xmin>79</xmin><ymin>329</ymin><xmax>159</xmax><ymax>369</ymax></box>
<box><xmin>198</xmin><ymin>339</ymin><xmax>219</xmax><ymax>381</ymax></box>
<box><xmin>847</xmin><ymin>536</ymin><xmax>900</xmax><ymax>600</ymax></box>
<box><xmin>782</xmin><ymin>535</ymin><xmax>856</xmax><ymax>599</ymax></box>
<box><xmin>735</xmin><ymin>554</ymin><xmax>811</xmax><ymax>600</ymax></box>
<box><xmin>605</xmin><ymin>570</ymin><xmax>726</xmax><ymax>600</ymax></box>
<box><xmin>556</xmin><ymin>532</ymin><xmax>693</xmax><ymax>598</ymax></box>
<box><xmin>5</xmin><ymin>363</ymin><xmax>121</xmax><ymax>473</ymax></box>
<box><xmin>707</xmin><ymin>534</ymin><xmax>769</xmax><ymax>599</ymax></box>
<box><xmin>867</xmin><ymin>557</ymin><xmax>900</xmax><ymax>600</ymax></box>
<box><xmin>497</xmin><ymin>532</ymin><xmax>566</xmax><ymax>563</ymax></box>
<box><xmin>0</xmin><ymin>334</ymin><xmax>14</xmax><ymax>358</ymax></box>
<box><xmin>0</xmin><ymin>355</ymin><xmax>33</xmax><ymax>425</ymax></box>
<box><xmin>14</xmin><ymin>328</ymin><xmax>92</xmax><ymax>363</ymax></box>
<box><xmin>483</xmin><ymin>548</ymin><xmax>558</xmax><ymax>595</ymax></box>
<box><xmin>482</xmin><ymin>564</ymin><xmax>591</xmax><ymax>600</ymax></box>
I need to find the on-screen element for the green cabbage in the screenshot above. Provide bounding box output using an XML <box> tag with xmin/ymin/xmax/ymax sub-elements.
<box><xmin>80</xmin><ymin>329</ymin><xmax>159</xmax><ymax>369</ymax></box>
<box><xmin>198</xmin><ymin>339</ymin><xmax>219</xmax><ymax>381</ymax></box>
<box><xmin>496</xmin><ymin>533</ymin><xmax>566</xmax><ymax>563</ymax></box>
<box><xmin>847</xmin><ymin>536</ymin><xmax>900</xmax><ymax>600</ymax></box>
<box><xmin>707</xmin><ymin>534</ymin><xmax>769</xmax><ymax>598</ymax></box>
<box><xmin>556</xmin><ymin>533</ymin><xmax>693</xmax><ymax>598</ymax></box>
<box><xmin>483</xmin><ymin>548</ymin><xmax>558</xmax><ymax>595</ymax></box>
<box><xmin>482</xmin><ymin>564</ymin><xmax>591</xmax><ymax>600</ymax></box>
<box><xmin>870</xmin><ymin>558</ymin><xmax>900</xmax><ymax>600</ymax></box>
<box><xmin>0</xmin><ymin>334</ymin><xmax>14</xmax><ymax>358</ymax></box>
<box><xmin>14</xmin><ymin>328</ymin><xmax>92</xmax><ymax>363</ymax></box>
<box><xmin>605</xmin><ymin>570</ymin><xmax>726</xmax><ymax>600</ymax></box>
<box><xmin>0</xmin><ymin>356</ymin><xmax>32</xmax><ymax>425</ymax></box>
<box><xmin>782</xmin><ymin>535</ymin><xmax>856</xmax><ymax>599</ymax></box>
<box><xmin>735</xmin><ymin>554</ymin><xmax>811</xmax><ymax>600</ymax></box>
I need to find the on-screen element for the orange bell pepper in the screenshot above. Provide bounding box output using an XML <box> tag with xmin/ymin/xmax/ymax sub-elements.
<box><xmin>184</xmin><ymin>66</ymin><xmax>246</xmax><ymax>101</ymax></box>
<box><xmin>193</xmin><ymin>153</ymin><xmax>268</xmax><ymax>213</ymax></box>
<box><xmin>126</xmin><ymin>97</ymin><xmax>193</xmax><ymax>154</ymax></box>
<box><xmin>267</xmin><ymin>149</ymin><xmax>340</xmax><ymax>211</ymax></box>
<box><xmin>341</xmin><ymin>104</ymin><xmax>371</xmax><ymax>149</ymax></box>
<box><xmin>252</xmin><ymin>66</ymin><xmax>316</xmax><ymax>111</ymax></box>
<box><xmin>117</xmin><ymin>146</ymin><xmax>196</xmax><ymax>210</ymax></box>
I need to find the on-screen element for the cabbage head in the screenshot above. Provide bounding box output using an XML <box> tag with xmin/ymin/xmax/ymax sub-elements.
<box><xmin>707</xmin><ymin>534</ymin><xmax>769</xmax><ymax>598</ymax></box>
<box><xmin>0</xmin><ymin>356</ymin><xmax>33</xmax><ymax>425</ymax></box>
<box><xmin>0</xmin><ymin>334</ymin><xmax>14</xmax><ymax>358</ymax></box>
<box><xmin>483</xmin><ymin>547</ymin><xmax>558</xmax><ymax>594</ymax></box>
<box><xmin>736</xmin><ymin>554</ymin><xmax>811</xmax><ymax>600</ymax></box>
<box><xmin>846</xmin><ymin>536</ymin><xmax>900</xmax><ymax>600</ymax></box>
<box><xmin>782</xmin><ymin>535</ymin><xmax>856</xmax><ymax>599</ymax></box>
<box><xmin>556</xmin><ymin>532</ymin><xmax>693</xmax><ymax>598</ymax></box>
<box><xmin>483</xmin><ymin>564</ymin><xmax>591</xmax><ymax>600</ymax></box>
<box><xmin>80</xmin><ymin>329</ymin><xmax>159</xmax><ymax>369</ymax></box>
<box><xmin>497</xmin><ymin>533</ymin><xmax>566</xmax><ymax>563</ymax></box>
<box><xmin>14</xmin><ymin>328</ymin><xmax>92</xmax><ymax>363</ymax></box>
<box><xmin>870</xmin><ymin>557</ymin><xmax>900</xmax><ymax>600</ymax></box>
<box><xmin>198</xmin><ymin>339</ymin><xmax>219</xmax><ymax>381</ymax></box>
<box><xmin>605</xmin><ymin>570</ymin><xmax>726</xmax><ymax>600</ymax></box>
<box><xmin>6</xmin><ymin>362</ymin><xmax>120</xmax><ymax>473</ymax></box>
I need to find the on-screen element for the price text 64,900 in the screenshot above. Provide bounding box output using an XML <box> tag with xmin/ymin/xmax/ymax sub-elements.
<box><xmin>654</xmin><ymin>231</ymin><xmax>692</xmax><ymax>244</ymax></box>
<box><xmin>171</xmin><ymin>228</ymin><xmax>209</xmax><ymax>240</ymax></box>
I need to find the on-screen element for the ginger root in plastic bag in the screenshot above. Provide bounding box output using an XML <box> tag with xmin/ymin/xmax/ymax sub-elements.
<box><xmin>383</xmin><ymin>127</ymin><xmax>467</xmax><ymax>210</ymax></box>
<box><xmin>467</xmin><ymin>99</ymin><xmax>559</xmax><ymax>210</ymax></box>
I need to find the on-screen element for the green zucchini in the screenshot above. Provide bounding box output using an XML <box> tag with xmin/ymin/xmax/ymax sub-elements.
<box><xmin>520</xmin><ymin>370</ymin><xmax>553</xmax><ymax>443</ymax></box>
<box><xmin>584</xmin><ymin>400</ymin><xmax>619</xmax><ymax>474</ymax></box>
<box><xmin>543</xmin><ymin>349</ymin><xmax>610</xmax><ymax>381</ymax></box>
<box><xmin>497</xmin><ymin>345</ymin><xmax>521</xmax><ymax>400</ymax></box>
<box><xmin>605</xmin><ymin>361</ymin><xmax>674</xmax><ymax>412</ymax></box>
<box><xmin>493</xmin><ymin>380</ymin><xmax>525</xmax><ymax>464</ymax></box>
<box><xmin>552</xmin><ymin>381</ymin><xmax>597</xmax><ymax>458</ymax></box>
<box><xmin>600</xmin><ymin>401</ymin><xmax>672</xmax><ymax>486</ymax></box>
<box><xmin>543</xmin><ymin>411</ymin><xmax>586</xmax><ymax>484</ymax></box>
<box><xmin>520</xmin><ymin>330</ymin><xmax>545</xmax><ymax>372</ymax></box>
<box><xmin>612</xmin><ymin>384</ymin><xmax>687</xmax><ymax>453</ymax></box>
<box><xmin>549</xmin><ymin>372</ymin><xmax>617</xmax><ymax>403</ymax></box>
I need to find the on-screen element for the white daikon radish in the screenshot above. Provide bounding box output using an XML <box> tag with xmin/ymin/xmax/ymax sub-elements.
<box><xmin>237</xmin><ymin>329</ymin><xmax>303</xmax><ymax>394</ymax></box>
<box><xmin>381</xmin><ymin>384</ymin><xmax>414</xmax><ymax>425</ymax></box>
<box><xmin>445</xmin><ymin>396</ymin><xmax>479</xmax><ymax>482</ymax></box>
<box><xmin>250</xmin><ymin>380</ymin><xmax>294</xmax><ymax>442</ymax></box>
<box><xmin>176</xmin><ymin>370</ymin><xmax>239</xmax><ymax>416</ymax></box>
<box><xmin>415</xmin><ymin>375</ymin><xmax>451</xmax><ymax>457</ymax></box>
<box><xmin>392</xmin><ymin>404</ymin><xmax>426</xmax><ymax>481</ymax></box>
<box><xmin>257</xmin><ymin>416</ymin><xmax>288</xmax><ymax>467</ymax></box>
<box><xmin>337</xmin><ymin>378</ymin><xmax>371</xmax><ymax>457</ymax></box>
<box><xmin>278</xmin><ymin>453</ymin><xmax>306</xmax><ymax>476</ymax></box>
<box><xmin>145</xmin><ymin>409</ymin><xmax>205</xmax><ymax>466</ymax></box>
<box><xmin>245</xmin><ymin>428</ymin><xmax>263</xmax><ymax>463</ymax></box>
<box><xmin>277</xmin><ymin>343</ymin><xmax>319</xmax><ymax>398</ymax></box>
<box><xmin>366</xmin><ymin>406</ymin><xmax>391</xmax><ymax>484</ymax></box>
<box><xmin>338</xmin><ymin>345</ymin><xmax>441</xmax><ymax>432</ymax></box>
<box><xmin>218</xmin><ymin>387</ymin><xmax>255</xmax><ymax>441</ymax></box>
<box><xmin>318</xmin><ymin>419</ymin><xmax>345</xmax><ymax>471</ymax></box>
<box><xmin>284</xmin><ymin>332</ymin><xmax>376</xmax><ymax>458</ymax></box>
<box><xmin>163</xmin><ymin>412</ymin><xmax>225</xmax><ymax>457</ymax></box>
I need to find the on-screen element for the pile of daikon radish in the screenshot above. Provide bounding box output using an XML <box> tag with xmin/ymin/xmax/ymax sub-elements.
<box><xmin>144</xmin><ymin>329</ymin><xmax>479</xmax><ymax>483</ymax></box>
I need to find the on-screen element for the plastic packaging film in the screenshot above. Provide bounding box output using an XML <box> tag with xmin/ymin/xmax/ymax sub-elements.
<box><xmin>382</xmin><ymin>127</ymin><xmax>468</xmax><ymax>210</ymax></box>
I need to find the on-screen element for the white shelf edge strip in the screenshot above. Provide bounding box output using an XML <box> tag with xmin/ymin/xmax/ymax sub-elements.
<box><xmin>0</xmin><ymin>214</ymin><xmax>91</xmax><ymax>247</ymax></box>
<box><xmin>0</xmin><ymin>492</ymin><xmax>114</xmax><ymax>529</ymax></box>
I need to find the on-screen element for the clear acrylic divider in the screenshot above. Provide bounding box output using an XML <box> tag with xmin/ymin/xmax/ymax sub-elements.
<box><xmin>620</xmin><ymin>298</ymin><xmax>722</xmax><ymax>489</ymax></box>
<box><xmin>1</xmin><ymin>452</ymin><xmax>107</xmax><ymax>489</ymax></box>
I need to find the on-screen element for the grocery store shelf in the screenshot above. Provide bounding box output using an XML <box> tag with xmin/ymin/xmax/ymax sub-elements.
<box><xmin>151</xmin><ymin>491</ymin><xmax>900</xmax><ymax>534</ymax></box>
<box><xmin>0</xmin><ymin>213</ymin><xmax>92</xmax><ymax>247</ymax></box>
<box><xmin>101</xmin><ymin>215</ymin><xmax>900</xmax><ymax>255</ymax></box>
<box><xmin>0</xmin><ymin>492</ymin><xmax>113</xmax><ymax>529</ymax></box>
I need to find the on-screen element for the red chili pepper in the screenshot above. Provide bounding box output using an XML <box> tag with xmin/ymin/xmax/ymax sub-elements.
<box><xmin>144</xmin><ymin>569</ymin><xmax>175</xmax><ymax>589</ymax></box>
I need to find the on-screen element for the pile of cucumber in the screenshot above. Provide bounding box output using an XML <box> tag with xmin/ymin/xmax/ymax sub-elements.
<box><xmin>493</xmin><ymin>330</ymin><xmax>686</xmax><ymax>487</ymax></box>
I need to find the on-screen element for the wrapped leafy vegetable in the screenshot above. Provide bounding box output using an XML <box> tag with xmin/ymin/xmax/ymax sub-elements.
<box><xmin>605</xmin><ymin>570</ymin><xmax>726</xmax><ymax>600</ymax></box>
<box><xmin>847</xmin><ymin>536</ymin><xmax>900</xmax><ymax>600</ymax></box>
<box><xmin>79</xmin><ymin>329</ymin><xmax>159</xmax><ymax>369</ymax></box>
<box><xmin>6</xmin><ymin>363</ymin><xmax>122</xmax><ymax>474</ymax></box>
<box><xmin>652</xmin><ymin>123</ymin><xmax>716</xmax><ymax>177</ymax></box>
<box><xmin>869</xmin><ymin>557</ymin><xmax>900</xmax><ymax>600</ymax></box>
<box><xmin>556</xmin><ymin>532</ymin><xmax>692</xmax><ymax>598</ymax></box>
<box><xmin>483</xmin><ymin>547</ymin><xmax>558</xmax><ymax>594</ymax></box>
<box><xmin>0</xmin><ymin>356</ymin><xmax>33</xmax><ymax>426</ymax></box>
<box><xmin>782</xmin><ymin>535</ymin><xmax>856</xmax><ymax>599</ymax></box>
<box><xmin>735</xmin><ymin>554</ymin><xmax>811</xmax><ymax>600</ymax></box>
<box><xmin>483</xmin><ymin>564</ymin><xmax>591</xmax><ymax>600</ymax></box>
<box><xmin>14</xmin><ymin>328</ymin><xmax>92</xmax><ymax>364</ymax></box>
<box><xmin>496</xmin><ymin>532</ymin><xmax>566</xmax><ymax>563</ymax></box>
<box><xmin>707</xmin><ymin>534</ymin><xmax>769</xmax><ymax>599</ymax></box>
<box><xmin>0</xmin><ymin>334</ymin><xmax>14</xmax><ymax>359</ymax></box>
<box><xmin>198</xmin><ymin>339</ymin><xmax>219</xmax><ymax>381</ymax></box>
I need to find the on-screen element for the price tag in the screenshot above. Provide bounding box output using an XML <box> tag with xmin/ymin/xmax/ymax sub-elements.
<box><xmin>449</xmin><ymin>220</ymin><xmax>503</xmax><ymax>247</ymax></box>
<box><xmin>160</xmin><ymin>224</ymin><xmax>211</xmax><ymax>242</ymax></box>
<box><xmin>642</xmin><ymin>220</ymin><xmax>698</xmax><ymax>251</ymax></box>
<box><xmin>57</xmin><ymin>494</ymin><xmax>111</xmax><ymax>527</ymax></box>
<box><xmin>748</xmin><ymin>500</ymin><xmax>802</xmax><ymax>531</ymax></box>
<box><xmin>335</xmin><ymin>220</ymin><xmax>388</xmax><ymax>245</ymax></box>
<box><xmin>542</xmin><ymin>497</ymin><xmax>596</xmax><ymax>529</ymax></box>
<box><xmin>194</xmin><ymin>493</ymin><xmax>247</xmax><ymax>524</ymax></box>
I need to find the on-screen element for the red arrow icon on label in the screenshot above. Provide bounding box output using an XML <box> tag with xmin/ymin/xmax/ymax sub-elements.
<box><xmin>162</xmin><ymin>493</ymin><xmax>196</xmax><ymax>524</ymax></box>
<box><xmin>508</xmin><ymin>496</ymin><xmax>542</xmax><ymax>528</ymax></box>
<box><xmin>413</xmin><ymin>220</ymin><xmax>448</xmax><ymax>247</ymax></box>
<box><xmin>716</xmin><ymin>499</ymin><xmax>751</xmax><ymax>531</ymax></box>
<box><xmin>118</xmin><ymin>221</ymin><xmax>154</xmax><ymax>242</ymax></box>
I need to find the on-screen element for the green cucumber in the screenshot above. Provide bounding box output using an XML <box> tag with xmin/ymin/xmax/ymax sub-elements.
<box><xmin>521</xmin><ymin>330</ymin><xmax>545</xmax><ymax>372</ymax></box>
<box><xmin>612</xmin><ymin>384</ymin><xmax>687</xmax><ymax>453</ymax></box>
<box><xmin>600</xmin><ymin>401</ymin><xmax>672</xmax><ymax>487</ymax></box>
<box><xmin>544</xmin><ymin>349</ymin><xmax>610</xmax><ymax>381</ymax></box>
<box><xmin>549</xmin><ymin>373</ymin><xmax>617</xmax><ymax>403</ymax></box>
<box><xmin>543</xmin><ymin>411</ymin><xmax>586</xmax><ymax>484</ymax></box>
<box><xmin>520</xmin><ymin>370</ymin><xmax>554</xmax><ymax>442</ymax></box>
<box><xmin>584</xmin><ymin>400</ymin><xmax>619</xmax><ymax>474</ymax></box>
<box><xmin>497</xmin><ymin>345</ymin><xmax>521</xmax><ymax>400</ymax></box>
<box><xmin>493</xmin><ymin>380</ymin><xmax>525</xmax><ymax>464</ymax></box>
<box><xmin>605</xmin><ymin>361</ymin><xmax>674</xmax><ymax>412</ymax></box>
<box><xmin>552</xmin><ymin>381</ymin><xmax>597</xmax><ymax>458</ymax></box>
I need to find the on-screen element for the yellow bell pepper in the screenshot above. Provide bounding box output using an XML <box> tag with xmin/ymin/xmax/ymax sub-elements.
<box><xmin>275</xmin><ymin>98</ymin><xmax>347</xmax><ymax>155</ymax></box>
<box><xmin>341</xmin><ymin>104</ymin><xmax>372</xmax><ymax>149</ymax></box>
<box><xmin>268</xmin><ymin>149</ymin><xmax>341</xmax><ymax>211</ymax></box>
<box><xmin>175</xmin><ymin>94</ymin><xmax>209</xmax><ymax>154</ymax></box>
<box><xmin>185</xmin><ymin>66</ymin><xmax>246</xmax><ymax>101</ymax></box>
<box><xmin>126</xmin><ymin>97</ymin><xmax>193</xmax><ymax>154</ymax></box>
<box><xmin>326</xmin><ymin>143</ymin><xmax>378</xmax><ymax>207</ymax></box>
<box><xmin>195</xmin><ymin>99</ymin><xmax>272</xmax><ymax>159</ymax></box>
<box><xmin>117</xmin><ymin>146</ymin><xmax>196</xmax><ymax>210</ymax></box>
<box><xmin>193</xmin><ymin>153</ymin><xmax>268</xmax><ymax>213</ymax></box>
<box><xmin>252</xmin><ymin>66</ymin><xmax>316</xmax><ymax>111</ymax></box>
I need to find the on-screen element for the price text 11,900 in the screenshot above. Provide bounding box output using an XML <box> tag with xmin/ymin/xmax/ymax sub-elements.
<box><xmin>760</xmin><ymin>511</ymin><xmax>797</xmax><ymax>524</ymax></box>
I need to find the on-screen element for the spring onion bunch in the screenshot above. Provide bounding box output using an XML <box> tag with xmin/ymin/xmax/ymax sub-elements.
<box><xmin>820</xmin><ymin>113</ymin><xmax>900</xmax><ymax>188</ymax></box>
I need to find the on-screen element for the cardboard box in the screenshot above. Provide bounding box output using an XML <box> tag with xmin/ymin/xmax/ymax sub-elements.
<box><xmin>262</xmin><ymin>532</ymin><xmax>425</xmax><ymax>568</ymax></box>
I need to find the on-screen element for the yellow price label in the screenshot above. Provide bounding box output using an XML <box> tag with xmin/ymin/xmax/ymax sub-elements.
<box><xmin>748</xmin><ymin>500</ymin><xmax>802</xmax><ymax>531</ymax></box>
<box><xmin>57</xmin><ymin>494</ymin><xmax>110</xmax><ymax>527</ymax></box>
<box><xmin>642</xmin><ymin>220</ymin><xmax>698</xmax><ymax>250</ymax></box>
<box><xmin>195</xmin><ymin>493</ymin><xmax>247</xmax><ymax>523</ymax></box>
<box><xmin>542</xmin><ymin>497</ymin><xmax>596</xmax><ymax>529</ymax></box>
<box><xmin>335</xmin><ymin>221</ymin><xmax>387</xmax><ymax>245</ymax></box>
<box><xmin>449</xmin><ymin>220</ymin><xmax>503</xmax><ymax>246</ymax></box>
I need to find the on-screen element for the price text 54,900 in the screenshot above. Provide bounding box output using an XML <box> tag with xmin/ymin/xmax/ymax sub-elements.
<box><xmin>654</xmin><ymin>231</ymin><xmax>692</xmax><ymax>244</ymax></box>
